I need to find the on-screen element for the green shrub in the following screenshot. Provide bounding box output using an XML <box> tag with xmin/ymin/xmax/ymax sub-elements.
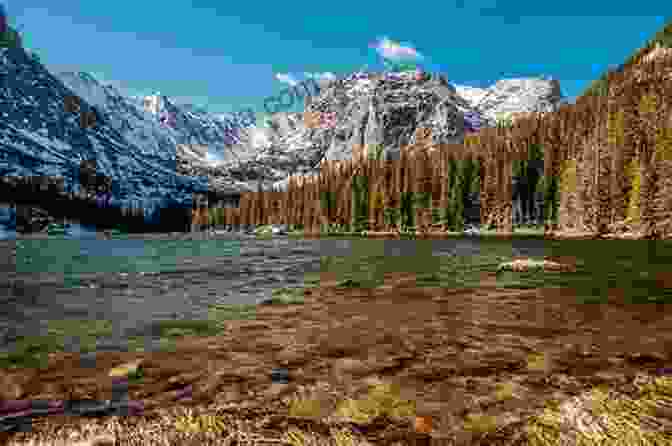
<box><xmin>583</xmin><ymin>77</ymin><xmax>610</xmax><ymax>97</ymax></box>
<box><xmin>367</xmin><ymin>144</ymin><xmax>384</xmax><ymax>161</ymax></box>
<box><xmin>494</xmin><ymin>112</ymin><xmax>514</xmax><ymax>128</ymax></box>
<box><xmin>0</xmin><ymin>26</ymin><xmax>21</xmax><ymax>49</ymax></box>
<box><xmin>651</xmin><ymin>20</ymin><xmax>672</xmax><ymax>48</ymax></box>
<box><xmin>399</xmin><ymin>191</ymin><xmax>415</xmax><ymax>230</ymax></box>
<box><xmin>541</xmin><ymin>175</ymin><xmax>560</xmax><ymax>224</ymax></box>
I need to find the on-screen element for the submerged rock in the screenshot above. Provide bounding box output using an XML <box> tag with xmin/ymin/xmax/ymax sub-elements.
<box><xmin>253</xmin><ymin>224</ymin><xmax>289</xmax><ymax>236</ymax></box>
<box><xmin>497</xmin><ymin>258</ymin><xmax>575</xmax><ymax>273</ymax></box>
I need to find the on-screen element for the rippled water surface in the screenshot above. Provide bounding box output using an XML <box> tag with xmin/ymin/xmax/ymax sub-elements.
<box><xmin>0</xmin><ymin>234</ymin><xmax>670</xmax><ymax>356</ymax></box>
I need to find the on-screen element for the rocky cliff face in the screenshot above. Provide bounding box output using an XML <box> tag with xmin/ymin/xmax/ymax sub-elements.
<box><xmin>306</xmin><ymin>71</ymin><xmax>468</xmax><ymax>162</ymax></box>
<box><xmin>0</xmin><ymin>37</ymin><xmax>565</xmax><ymax>230</ymax></box>
<box><xmin>454</xmin><ymin>77</ymin><xmax>563</xmax><ymax>123</ymax></box>
<box><xmin>0</xmin><ymin>46</ymin><xmax>208</xmax><ymax>213</ymax></box>
<box><xmin>248</xmin><ymin>71</ymin><xmax>564</xmax><ymax>193</ymax></box>
<box><xmin>56</xmin><ymin>74</ymin><xmax>258</xmax><ymax>171</ymax></box>
<box><xmin>37</xmin><ymin>66</ymin><xmax>567</xmax><ymax>199</ymax></box>
<box><xmin>155</xmin><ymin>70</ymin><xmax>564</xmax><ymax>196</ymax></box>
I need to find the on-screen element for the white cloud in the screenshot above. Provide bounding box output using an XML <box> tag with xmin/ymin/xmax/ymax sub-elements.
<box><xmin>275</xmin><ymin>73</ymin><xmax>299</xmax><ymax>86</ymax></box>
<box><xmin>369</xmin><ymin>37</ymin><xmax>424</xmax><ymax>62</ymax></box>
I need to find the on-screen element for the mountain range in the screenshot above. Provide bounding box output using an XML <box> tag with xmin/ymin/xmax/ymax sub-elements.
<box><xmin>0</xmin><ymin>32</ymin><xmax>572</xmax><ymax>230</ymax></box>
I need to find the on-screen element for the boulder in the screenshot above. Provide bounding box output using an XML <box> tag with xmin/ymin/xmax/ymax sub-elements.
<box><xmin>497</xmin><ymin>258</ymin><xmax>575</xmax><ymax>273</ymax></box>
<box><xmin>254</xmin><ymin>224</ymin><xmax>289</xmax><ymax>236</ymax></box>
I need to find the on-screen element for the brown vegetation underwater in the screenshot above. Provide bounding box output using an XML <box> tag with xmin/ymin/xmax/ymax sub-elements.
<box><xmin>1</xmin><ymin>271</ymin><xmax>672</xmax><ymax>446</ymax></box>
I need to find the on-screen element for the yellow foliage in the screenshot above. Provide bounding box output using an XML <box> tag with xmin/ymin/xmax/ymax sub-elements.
<box><xmin>607</xmin><ymin>110</ymin><xmax>625</xmax><ymax>146</ymax></box>
<box><xmin>655</xmin><ymin>126</ymin><xmax>672</xmax><ymax>161</ymax></box>
<box><xmin>560</xmin><ymin>159</ymin><xmax>577</xmax><ymax>194</ymax></box>
<box><xmin>463</xmin><ymin>413</ymin><xmax>499</xmax><ymax>435</ymax></box>
<box><xmin>174</xmin><ymin>408</ymin><xmax>227</xmax><ymax>435</ymax></box>
<box><xmin>333</xmin><ymin>382</ymin><xmax>416</xmax><ymax>424</ymax></box>
<box><xmin>370</xmin><ymin>189</ymin><xmax>385</xmax><ymax>211</ymax></box>
<box><xmin>287</xmin><ymin>396</ymin><xmax>325</xmax><ymax>418</ymax></box>
<box><xmin>524</xmin><ymin>376</ymin><xmax>672</xmax><ymax>446</ymax></box>
<box><xmin>639</xmin><ymin>93</ymin><xmax>657</xmax><ymax>115</ymax></box>
<box><xmin>626</xmin><ymin>158</ymin><xmax>641</xmax><ymax>224</ymax></box>
<box><xmin>464</xmin><ymin>134</ymin><xmax>480</xmax><ymax>147</ymax></box>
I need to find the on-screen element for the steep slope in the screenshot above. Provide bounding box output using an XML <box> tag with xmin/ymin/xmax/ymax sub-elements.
<box><xmin>0</xmin><ymin>28</ymin><xmax>566</xmax><ymax>227</ymax></box>
<box><xmin>46</xmin><ymin>67</ymin><xmax>565</xmax><ymax>198</ymax></box>
<box><xmin>136</xmin><ymin>93</ymin><xmax>256</xmax><ymax>163</ymax></box>
<box><xmin>454</xmin><ymin>77</ymin><xmax>563</xmax><ymax>122</ymax></box>
<box><xmin>0</xmin><ymin>46</ymin><xmax>208</xmax><ymax>212</ymax></box>
<box><xmin>235</xmin><ymin>71</ymin><xmax>564</xmax><ymax>192</ymax></box>
<box><xmin>56</xmin><ymin>74</ymin><xmax>255</xmax><ymax>170</ymax></box>
<box><xmin>580</xmin><ymin>21</ymin><xmax>672</xmax><ymax>98</ymax></box>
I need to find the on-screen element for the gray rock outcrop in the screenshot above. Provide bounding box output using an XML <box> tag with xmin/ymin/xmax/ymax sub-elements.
<box><xmin>255</xmin><ymin>72</ymin><xmax>564</xmax><ymax>194</ymax></box>
<box><xmin>0</xmin><ymin>36</ymin><xmax>565</xmax><ymax>232</ymax></box>
<box><xmin>0</xmin><ymin>46</ymin><xmax>208</xmax><ymax>211</ymax></box>
<box><xmin>455</xmin><ymin>77</ymin><xmax>563</xmax><ymax>123</ymax></box>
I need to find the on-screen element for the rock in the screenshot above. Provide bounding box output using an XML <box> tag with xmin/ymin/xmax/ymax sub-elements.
<box><xmin>497</xmin><ymin>258</ymin><xmax>575</xmax><ymax>273</ymax></box>
<box><xmin>464</xmin><ymin>226</ymin><xmax>480</xmax><ymax>236</ymax></box>
<box><xmin>455</xmin><ymin>78</ymin><xmax>562</xmax><ymax>124</ymax></box>
<box><xmin>0</xmin><ymin>49</ymin><xmax>207</xmax><ymax>219</ymax></box>
<box><xmin>270</xmin><ymin>367</ymin><xmax>290</xmax><ymax>383</ymax></box>
<box><xmin>182</xmin><ymin>72</ymin><xmax>563</xmax><ymax>196</ymax></box>
<box><xmin>2</xmin><ymin>42</ymin><xmax>565</xmax><ymax>221</ymax></box>
<box><xmin>254</xmin><ymin>224</ymin><xmax>289</xmax><ymax>236</ymax></box>
<box><xmin>313</xmin><ymin>72</ymin><xmax>467</xmax><ymax>163</ymax></box>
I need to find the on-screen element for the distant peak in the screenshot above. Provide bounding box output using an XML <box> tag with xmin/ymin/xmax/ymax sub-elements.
<box><xmin>57</xmin><ymin>71</ymin><xmax>100</xmax><ymax>85</ymax></box>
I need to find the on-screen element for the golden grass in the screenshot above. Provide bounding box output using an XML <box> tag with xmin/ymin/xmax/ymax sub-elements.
<box><xmin>525</xmin><ymin>352</ymin><xmax>553</xmax><ymax>373</ymax></box>
<box><xmin>283</xmin><ymin>427</ymin><xmax>320</xmax><ymax>446</ymax></box>
<box><xmin>329</xmin><ymin>427</ymin><xmax>361</xmax><ymax>446</ymax></box>
<box><xmin>463</xmin><ymin>412</ymin><xmax>500</xmax><ymax>435</ymax></box>
<box><xmin>282</xmin><ymin>427</ymin><xmax>365</xmax><ymax>446</ymax></box>
<box><xmin>523</xmin><ymin>375</ymin><xmax>672</xmax><ymax>446</ymax></box>
<box><xmin>8</xmin><ymin>374</ymin><xmax>672</xmax><ymax>445</ymax></box>
<box><xmin>287</xmin><ymin>396</ymin><xmax>327</xmax><ymax>418</ymax></box>
<box><xmin>173</xmin><ymin>408</ymin><xmax>227</xmax><ymax>436</ymax></box>
<box><xmin>333</xmin><ymin>382</ymin><xmax>416</xmax><ymax>424</ymax></box>
<box><xmin>494</xmin><ymin>380</ymin><xmax>519</xmax><ymax>401</ymax></box>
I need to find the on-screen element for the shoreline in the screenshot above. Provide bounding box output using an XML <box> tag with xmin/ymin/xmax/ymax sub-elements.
<box><xmin>7</xmin><ymin>221</ymin><xmax>670</xmax><ymax>241</ymax></box>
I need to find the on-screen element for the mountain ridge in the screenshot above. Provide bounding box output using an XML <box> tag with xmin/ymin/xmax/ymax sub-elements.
<box><xmin>2</xmin><ymin>18</ymin><xmax>669</xmax><ymax>233</ymax></box>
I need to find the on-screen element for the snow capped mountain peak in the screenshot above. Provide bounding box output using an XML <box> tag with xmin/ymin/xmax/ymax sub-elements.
<box><xmin>57</xmin><ymin>71</ymin><xmax>115</xmax><ymax>111</ymax></box>
<box><xmin>57</xmin><ymin>71</ymin><xmax>99</xmax><ymax>84</ymax></box>
<box><xmin>0</xmin><ymin>48</ymin><xmax>210</xmax><ymax>209</ymax></box>
<box><xmin>141</xmin><ymin>93</ymin><xmax>167</xmax><ymax>115</ymax></box>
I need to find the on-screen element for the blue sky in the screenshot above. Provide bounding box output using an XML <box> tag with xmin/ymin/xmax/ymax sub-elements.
<box><xmin>5</xmin><ymin>0</ymin><xmax>671</xmax><ymax>117</ymax></box>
